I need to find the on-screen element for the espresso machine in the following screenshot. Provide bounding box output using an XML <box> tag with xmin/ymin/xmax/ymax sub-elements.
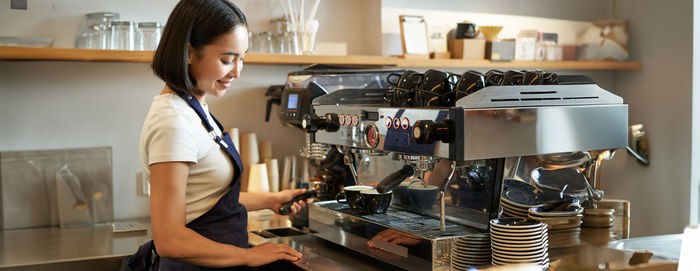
<box><xmin>298</xmin><ymin>69</ymin><xmax>628</xmax><ymax>270</ymax></box>
<box><xmin>265</xmin><ymin>65</ymin><xmax>405</xmax><ymax>225</ymax></box>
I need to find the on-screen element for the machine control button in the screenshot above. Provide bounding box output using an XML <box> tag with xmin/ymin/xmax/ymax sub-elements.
<box><xmin>364</xmin><ymin>124</ymin><xmax>380</xmax><ymax>148</ymax></box>
<box><xmin>401</xmin><ymin>118</ymin><xmax>409</xmax><ymax>130</ymax></box>
<box><xmin>393</xmin><ymin>118</ymin><xmax>400</xmax><ymax>129</ymax></box>
<box><xmin>345</xmin><ymin>115</ymin><xmax>352</xmax><ymax>126</ymax></box>
<box><xmin>352</xmin><ymin>115</ymin><xmax>359</xmax><ymax>126</ymax></box>
<box><xmin>385</xmin><ymin>117</ymin><xmax>392</xmax><ymax>128</ymax></box>
<box><xmin>413</xmin><ymin>119</ymin><xmax>454</xmax><ymax>144</ymax></box>
<box><xmin>339</xmin><ymin>114</ymin><xmax>345</xmax><ymax>125</ymax></box>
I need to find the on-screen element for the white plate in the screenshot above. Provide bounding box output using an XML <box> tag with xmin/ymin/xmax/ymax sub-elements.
<box><xmin>452</xmin><ymin>247</ymin><xmax>492</xmax><ymax>255</ymax></box>
<box><xmin>490</xmin><ymin>225</ymin><xmax>547</xmax><ymax>234</ymax></box>
<box><xmin>453</xmin><ymin>241</ymin><xmax>491</xmax><ymax>246</ymax></box>
<box><xmin>500</xmin><ymin>201</ymin><xmax>533</xmax><ymax>213</ymax></box>
<box><xmin>492</xmin><ymin>248</ymin><xmax>547</xmax><ymax>258</ymax></box>
<box><xmin>491</xmin><ymin>239</ymin><xmax>548</xmax><ymax>250</ymax></box>
<box><xmin>490</xmin><ymin>226</ymin><xmax>545</xmax><ymax>236</ymax></box>
<box><xmin>492</xmin><ymin>258</ymin><xmax>549</xmax><ymax>267</ymax></box>
<box><xmin>492</xmin><ymin>255</ymin><xmax>549</xmax><ymax>264</ymax></box>
<box><xmin>452</xmin><ymin>261</ymin><xmax>490</xmax><ymax>270</ymax></box>
<box><xmin>490</xmin><ymin>218</ymin><xmax>545</xmax><ymax>229</ymax></box>
<box><xmin>452</xmin><ymin>258</ymin><xmax>491</xmax><ymax>267</ymax></box>
<box><xmin>452</xmin><ymin>240</ymin><xmax>491</xmax><ymax>248</ymax></box>
<box><xmin>501</xmin><ymin>209</ymin><xmax>528</xmax><ymax>218</ymax></box>
<box><xmin>492</xmin><ymin>239</ymin><xmax>548</xmax><ymax>250</ymax></box>
<box><xmin>453</xmin><ymin>254</ymin><xmax>492</xmax><ymax>263</ymax></box>
<box><xmin>490</xmin><ymin>230</ymin><xmax>547</xmax><ymax>241</ymax></box>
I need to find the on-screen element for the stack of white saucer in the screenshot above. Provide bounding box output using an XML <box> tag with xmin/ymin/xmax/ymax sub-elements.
<box><xmin>450</xmin><ymin>233</ymin><xmax>491</xmax><ymax>270</ymax></box>
<box><xmin>489</xmin><ymin>218</ymin><xmax>550</xmax><ymax>268</ymax></box>
<box><xmin>528</xmin><ymin>206</ymin><xmax>583</xmax><ymax>248</ymax></box>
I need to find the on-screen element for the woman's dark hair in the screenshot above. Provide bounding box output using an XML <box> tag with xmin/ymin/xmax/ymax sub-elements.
<box><xmin>152</xmin><ymin>0</ymin><xmax>247</xmax><ymax>96</ymax></box>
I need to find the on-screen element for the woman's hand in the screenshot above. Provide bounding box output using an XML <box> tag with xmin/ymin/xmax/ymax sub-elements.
<box><xmin>270</xmin><ymin>189</ymin><xmax>314</xmax><ymax>215</ymax></box>
<box><xmin>245</xmin><ymin>242</ymin><xmax>302</xmax><ymax>266</ymax></box>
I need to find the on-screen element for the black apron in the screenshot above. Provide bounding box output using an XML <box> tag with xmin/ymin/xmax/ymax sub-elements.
<box><xmin>128</xmin><ymin>89</ymin><xmax>249</xmax><ymax>270</ymax></box>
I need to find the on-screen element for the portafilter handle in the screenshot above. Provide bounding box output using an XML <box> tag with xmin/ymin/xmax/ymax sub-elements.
<box><xmin>278</xmin><ymin>188</ymin><xmax>316</xmax><ymax>215</ymax></box>
<box><xmin>376</xmin><ymin>165</ymin><xmax>415</xmax><ymax>193</ymax></box>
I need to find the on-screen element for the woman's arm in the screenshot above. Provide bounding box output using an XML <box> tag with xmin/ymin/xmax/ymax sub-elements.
<box><xmin>149</xmin><ymin>162</ymin><xmax>302</xmax><ymax>267</ymax></box>
<box><xmin>239</xmin><ymin>189</ymin><xmax>312</xmax><ymax>214</ymax></box>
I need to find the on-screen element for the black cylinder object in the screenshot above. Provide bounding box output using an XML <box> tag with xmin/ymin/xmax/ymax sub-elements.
<box><xmin>376</xmin><ymin>165</ymin><xmax>415</xmax><ymax>193</ymax></box>
<box><xmin>302</xmin><ymin>113</ymin><xmax>340</xmax><ymax>133</ymax></box>
<box><xmin>412</xmin><ymin>119</ymin><xmax>454</xmax><ymax>144</ymax></box>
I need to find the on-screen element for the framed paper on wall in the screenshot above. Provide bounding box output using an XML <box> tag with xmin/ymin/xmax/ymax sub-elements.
<box><xmin>399</xmin><ymin>15</ymin><xmax>430</xmax><ymax>59</ymax></box>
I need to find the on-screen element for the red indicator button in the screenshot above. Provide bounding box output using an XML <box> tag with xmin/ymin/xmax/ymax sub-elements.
<box><xmin>385</xmin><ymin>117</ymin><xmax>392</xmax><ymax>128</ymax></box>
<box><xmin>339</xmin><ymin>114</ymin><xmax>345</xmax><ymax>125</ymax></box>
<box><xmin>345</xmin><ymin>115</ymin><xmax>352</xmax><ymax>126</ymax></box>
<box><xmin>393</xmin><ymin>118</ymin><xmax>400</xmax><ymax>129</ymax></box>
<box><xmin>352</xmin><ymin>115</ymin><xmax>359</xmax><ymax>126</ymax></box>
<box><xmin>401</xmin><ymin>117</ymin><xmax>410</xmax><ymax>130</ymax></box>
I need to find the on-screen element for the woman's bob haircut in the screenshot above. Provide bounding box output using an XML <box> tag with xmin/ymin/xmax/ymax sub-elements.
<box><xmin>152</xmin><ymin>0</ymin><xmax>247</xmax><ymax>97</ymax></box>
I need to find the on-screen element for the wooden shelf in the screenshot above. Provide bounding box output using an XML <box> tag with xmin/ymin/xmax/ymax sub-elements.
<box><xmin>0</xmin><ymin>46</ymin><xmax>641</xmax><ymax>70</ymax></box>
<box><xmin>396</xmin><ymin>58</ymin><xmax>642</xmax><ymax>70</ymax></box>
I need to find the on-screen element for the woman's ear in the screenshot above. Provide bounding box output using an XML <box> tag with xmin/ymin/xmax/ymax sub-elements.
<box><xmin>187</xmin><ymin>44</ymin><xmax>193</xmax><ymax>64</ymax></box>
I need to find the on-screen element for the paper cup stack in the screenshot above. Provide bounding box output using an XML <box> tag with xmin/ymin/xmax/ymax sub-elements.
<box><xmin>450</xmin><ymin>233</ymin><xmax>491</xmax><ymax>270</ymax></box>
<box><xmin>489</xmin><ymin>218</ymin><xmax>549</xmax><ymax>268</ymax></box>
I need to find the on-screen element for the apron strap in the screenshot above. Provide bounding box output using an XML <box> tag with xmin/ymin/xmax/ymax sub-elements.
<box><xmin>166</xmin><ymin>85</ymin><xmax>243</xmax><ymax>174</ymax></box>
<box><xmin>127</xmin><ymin>240</ymin><xmax>160</xmax><ymax>271</ymax></box>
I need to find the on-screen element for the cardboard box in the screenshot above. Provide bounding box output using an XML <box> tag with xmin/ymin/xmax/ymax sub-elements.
<box><xmin>449</xmin><ymin>39</ymin><xmax>486</xmax><ymax>60</ymax></box>
<box><xmin>486</xmin><ymin>40</ymin><xmax>515</xmax><ymax>61</ymax></box>
<box><xmin>430</xmin><ymin>51</ymin><xmax>451</xmax><ymax>59</ymax></box>
<box><xmin>562</xmin><ymin>45</ymin><xmax>578</xmax><ymax>60</ymax></box>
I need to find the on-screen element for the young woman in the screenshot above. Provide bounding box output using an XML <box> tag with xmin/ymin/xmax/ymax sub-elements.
<box><xmin>128</xmin><ymin>0</ymin><xmax>311</xmax><ymax>269</ymax></box>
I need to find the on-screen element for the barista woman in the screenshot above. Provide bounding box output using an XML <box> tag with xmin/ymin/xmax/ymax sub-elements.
<box><xmin>127</xmin><ymin>0</ymin><xmax>311</xmax><ymax>270</ymax></box>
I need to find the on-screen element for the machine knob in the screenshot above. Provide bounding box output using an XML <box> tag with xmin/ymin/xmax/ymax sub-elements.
<box><xmin>412</xmin><ymin>120</ymin><xmax>454</xmax><ymax>144</ymax></box>
<box><xmin>302</xmin><ymin>113</ymin><xmax>340</xmax><ymax>133</ymax></box>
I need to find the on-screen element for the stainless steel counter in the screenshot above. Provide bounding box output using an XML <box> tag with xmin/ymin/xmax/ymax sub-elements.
<box><xmin>0</xmin><ymin>220</ymin><xmax>152</xmax><ymax>270</ymax></box>
<box><xmin>0</xmin><ymin>212</ymin><xmax>684</xmax><ymax>271</ymax></box>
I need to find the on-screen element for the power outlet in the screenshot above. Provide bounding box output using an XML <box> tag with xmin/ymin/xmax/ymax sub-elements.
<box><xmin>136</xmin><ymin>172</ymin><xmax>150</xmax><ymax>196</ymax></box>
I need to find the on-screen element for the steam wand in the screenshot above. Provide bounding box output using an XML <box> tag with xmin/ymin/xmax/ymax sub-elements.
<box><xmin>440</xmin><ymin>161</ymin><xmax>457</xmax><ymax>233</ymax></box>
<box><xmin>337</xmin><ymin>146</ymin><xmax>360</xmax><ymax>185</ymax></box>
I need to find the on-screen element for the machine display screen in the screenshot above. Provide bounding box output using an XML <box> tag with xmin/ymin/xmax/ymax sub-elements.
<box><xmin>287</xmin><ymin>93</ymin><xmax>299</xmax><ymax>109</ymax></box>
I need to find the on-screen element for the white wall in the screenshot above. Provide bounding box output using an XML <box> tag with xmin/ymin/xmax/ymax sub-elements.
<box><xmin>602</xmin><ymin>0</ymin><xmax>694</xmax><ymax>236</ymax></box>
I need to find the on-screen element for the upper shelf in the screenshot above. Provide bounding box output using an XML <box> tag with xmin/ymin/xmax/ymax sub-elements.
<box><xmin>0</xmin><ymin>46</ymin><xmax>641</xmax><ymax>70</ymax></box>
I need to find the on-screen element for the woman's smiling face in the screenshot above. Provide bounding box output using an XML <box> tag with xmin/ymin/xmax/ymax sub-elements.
<box><xmin>188</xmin><ymin>25</ymin><xmax>249</xmax><ymax>98</ymax></box>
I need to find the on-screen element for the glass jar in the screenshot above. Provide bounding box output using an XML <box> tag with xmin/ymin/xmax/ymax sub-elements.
<box><xmin>255</xmin><ymin>32</ymin><xmax>273</xmax><ymax>54</ymax></box>
<box><xmin>136</xmin><ymin>22</ymin><xmax>162</xmax><ymax>51</ymax></box>
<box><xmin>111</xmin><ymin>21</ymin><xmax>135</xmax><ymax>50</ymax></box>
<box><xmin>75</xmin><ymin>12</ymin><xmax>120</xmax><ymax>49</ymax></box>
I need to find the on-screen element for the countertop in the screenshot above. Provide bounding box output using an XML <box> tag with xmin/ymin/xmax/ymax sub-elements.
<box><xmin>0</xmin><ymin>211</ymin><xmax>684</xmax><ymax>270</ymax></box>
<box><xmin>0</xmin><ymin>211</ymin><xmax>290</xmax><ymax>269</ymax></box>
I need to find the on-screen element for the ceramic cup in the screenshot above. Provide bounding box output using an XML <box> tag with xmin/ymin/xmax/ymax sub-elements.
<box><xmin>392</xmin><ymin>181</ymin><xmax>411</xmax><ymax>206</ymax></box>
<box><xmin>407</xmin><ymin>181</ymin><xmax>439</xmax><ymax>210</ymax></box>
<box><xmin>336</xmin><ymin>185</ymin><xmax>373</xmax><ymax>209</ymax></box>
<box><xmin>359</xmin><ymin>189</ymin><xmax>393</xmax><ymax>214</ymax></box>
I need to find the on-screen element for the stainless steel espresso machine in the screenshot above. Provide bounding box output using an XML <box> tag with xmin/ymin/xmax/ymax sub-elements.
<box><xmin>292</xmin><ymin>69</ymin><xmax>628</xmax><ymax>270</ymax></box>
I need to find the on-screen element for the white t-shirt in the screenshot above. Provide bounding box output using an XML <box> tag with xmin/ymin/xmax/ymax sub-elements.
<box><xmin>139</xmin><ymin>93</ymin><xmax>234</xmax><ymax>223</ymax></box>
